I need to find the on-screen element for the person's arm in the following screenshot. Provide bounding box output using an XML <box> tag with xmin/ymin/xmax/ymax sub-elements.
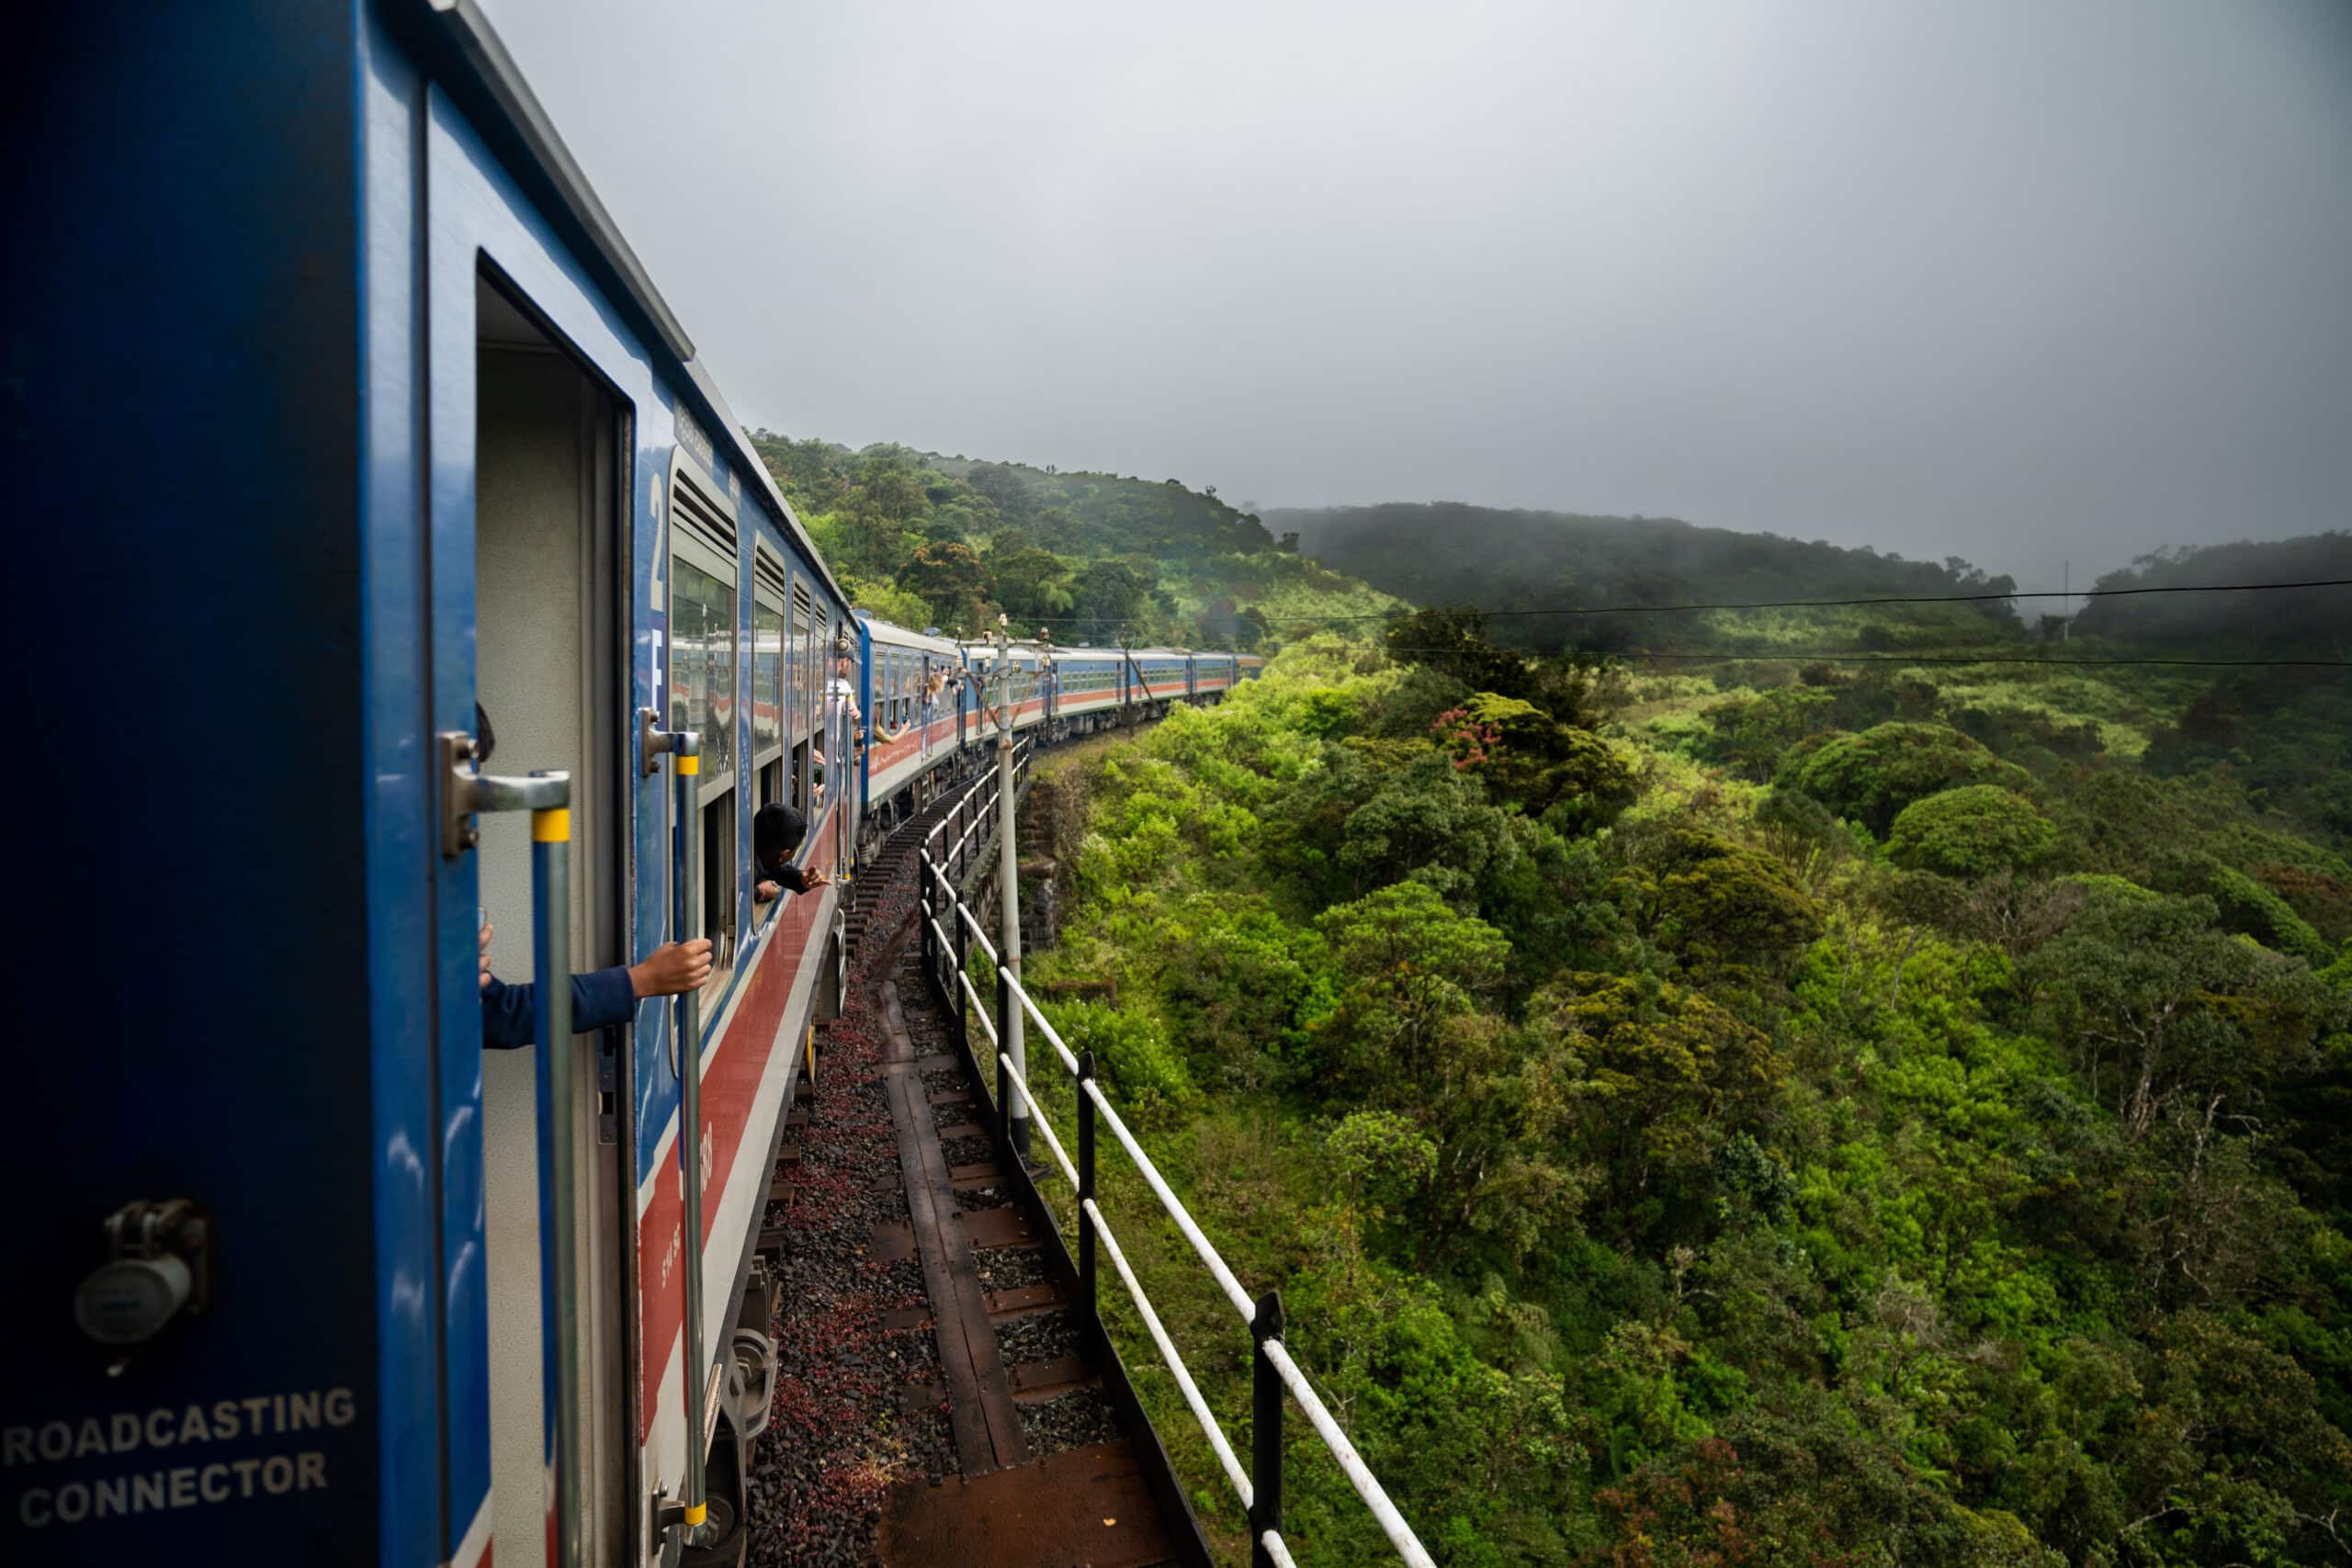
<box><xmin>482</xmin><ymin>941</ymin><xmax>711</xmax><ymax>1050</ymax></box>
<box><xmin>756</xmin><ymin>863</ymin><xmax>826</xmax><ymax>903</ymax></box>
<box><xmin>571</xmin><ymin>967</ymin><xmax>637</xmax><ymax>1034</ymax></box>
<box><xmin>482</xmin><ymin>971</ymin><xmax>629</xmax><ymax>1049</ymax></box>
<box><xmin>481</xmin><ymin>976</ymin><xmax>536</xmax><ymax>1051</ymax></box>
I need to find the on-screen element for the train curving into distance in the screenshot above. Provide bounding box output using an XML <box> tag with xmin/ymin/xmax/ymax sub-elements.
<box><xmin>6</xmin><ymin>5</ymin><xmax>1259</xmax><ymax>1565</ymax></box>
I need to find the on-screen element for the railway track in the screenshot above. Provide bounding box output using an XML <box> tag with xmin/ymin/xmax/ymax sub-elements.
<box><xmin>752</xmin><ymin>781</ymin><xmax>1189</xmax><ymax>1568</ymax></box>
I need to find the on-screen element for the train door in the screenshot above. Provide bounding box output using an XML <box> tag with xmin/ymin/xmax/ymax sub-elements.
<box><xmin>469</xmin><ymin>272</ymin><xmax>631</xmax><ymax>1565</ymax></box>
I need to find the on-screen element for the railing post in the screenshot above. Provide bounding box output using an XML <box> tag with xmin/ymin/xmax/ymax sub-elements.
<box><xmin>1077</xmin><ymin>1050</ymin><xmax>1098</xmax><ymax>1337</ymax></box>
<box><xmin>995</xmin><ymin>964</ymin><xmax>1015</xmax><ymax>1152</ymax></box>
<box><xmin>953</xmin><ymin>913</ymin><xmax>969</xmax><ymax>1063</ymax></box>
<box><xmin>1250</xmin><ymin>1289</ymin><xmax>1285</xmax><ymax>1568</ymax></box>
<box><xmin>919</xmin><ymin>860</ymin><xmax>933</xmax><ymax>976</ymax></box>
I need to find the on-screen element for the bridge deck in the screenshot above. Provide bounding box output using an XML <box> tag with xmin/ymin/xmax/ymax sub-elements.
<box><xmin>752</xmin><ymin>789</ymin><xmax>1199</xmax><ymax>1568</ymax></box>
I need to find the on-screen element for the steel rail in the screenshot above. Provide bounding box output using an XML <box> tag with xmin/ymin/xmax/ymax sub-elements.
<box><xmin>995</xmin><ymin>1052</ymin><xmax>1077</xmax><ymax>1190</ymax></box>
<box><xmin>926</xmin><ymin>838</ymin><xmax>1434</xmax><ymax>1565</ymax></box>
<box><xmin>1262</xmin><ymin>1337</ymin><xmax>1435</xmax><ymax>1567</ymax></box>
<box><xmin>963</xmin><ymin>976</ymin><xmax>999</xmax><ymax>1046</ymax></box>
<box><xmin>1079</xmin><ymin>1077</ymin><xmax>1256</xmax><ymax>1325</ymax></box>
<box><xmin>956</xmin><ymin>902</ymin><xmax>999</xmax><ymax>964</ymax></box>
<box><xmin>1084</xmin><ymin>1197</ymin><xmax>1254</xmax><ymax>1512</ymax></box>
<box><xmin>1005</xmin><ymin>973</ymin><xmax>1081</xmax><ymax>1076</ymax></box>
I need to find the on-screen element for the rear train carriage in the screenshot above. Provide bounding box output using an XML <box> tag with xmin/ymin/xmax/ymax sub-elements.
<box><xmin>1047</xmin><ymin>647</ymin><xmax>1133</xmax><ymax>735</ymax></box>
<box><xmin>959</xmin><ymin>638</ymin><xmax>1055</xmax><ymax>737</ymax></box>
<box><xmin>1125</xmin><ymin>646</ymin><xmax>1195</xmax><ymax>705</ymax></box>
<box><xmin>12</xmin><ymin>4</ymin><xmax>849</xmax><ymax>1563</ymax></box>
<box><xmin>855</xmin><ymin>615</ymin><xmax>969</xmax><ymax>834</ymax></box>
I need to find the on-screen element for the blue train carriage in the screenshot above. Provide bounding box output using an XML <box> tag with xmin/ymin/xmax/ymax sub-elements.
<box><xmin>1238</xmin><ymin>652</ymin><xmax>1269</xmax><ymax>683</ymax></box>
<box><xmin>854</xmin><ymin>615</ymin><xmax>970</xmax><ymax>845</ymax></box>
<box><xmin>957</xmin><ymin>637</ymin><xmax>1053</xmax><ymax>738</ymax></box>
<box><xmin>1121</xmin><ymin>645</ymin><xmax>1195</xmax><ymax>709</ymax></box>
<box><xmin>1045</xmin><ymin>646</ymin><xmax>1134</xmax><ymax>739</ymax></box>
<box><xmin>11</xmin><ymin>4</ymin><xmax>847</xmax><ymax>1564</ymax></box>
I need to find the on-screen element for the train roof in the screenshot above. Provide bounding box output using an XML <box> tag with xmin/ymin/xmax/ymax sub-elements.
<box><xmin>957</xmin><ymin>638</ymin><xmax>1052</xmax><ymax>662</ymax></box>
<box><xmin>854</xmin><ymin>614</ymin><xmax>964</xmax><ymax>659</ymax></box>
<box><xmin>399</xmin><ymin>0</ymin><xmax>846</xmax><ymax>606</ymax></box>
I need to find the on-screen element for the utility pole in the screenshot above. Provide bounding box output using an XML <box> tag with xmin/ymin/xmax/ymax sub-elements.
<box><xmin>2062</xmin><ymin>559</ymin><xmax>2070</xmax><ymax>641</ymax></box>
<box><xmin>992</xmin><ymin>615</ymin><xmax>1028</xmax><ymax>1155</ymax></box>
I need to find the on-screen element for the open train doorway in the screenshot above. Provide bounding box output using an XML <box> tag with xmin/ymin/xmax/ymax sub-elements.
<box><xmin>473</xmin><ymin>269</ymin><xmax>630</xmax><ymax>1564</ymax></box>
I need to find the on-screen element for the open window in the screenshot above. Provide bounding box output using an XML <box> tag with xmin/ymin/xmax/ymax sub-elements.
<box><xmin>669</xmin><ymin>452</ymin><xmax>740</xmax><ymax>1001</ymax></box>
<box><xmin>752</xmin><ymin>546</ymin><xmax>786</xmax><ymax>925</ymax></box>
<box><xmin>805</xmin><ymin>593</ymin><xmax>833</xmax><ymax>813</ymax></box>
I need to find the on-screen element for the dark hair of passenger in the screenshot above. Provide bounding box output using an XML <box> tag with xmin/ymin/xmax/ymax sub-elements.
<box><xmin>754</xmin><ymin>803</ymin><xmax>807</xmax><ymax>862</ymax></box>
<box><xmin>476</xmin><ymin>702</ymin><xmax>495</xmax><ymax>763</ymax></box>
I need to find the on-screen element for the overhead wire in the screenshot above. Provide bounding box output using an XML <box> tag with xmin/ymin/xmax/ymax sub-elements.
<box><xmin>1250</xmin><ymin>576</ymin><xmax>2352</xmax><ymax>627</ymax></box>
<box><xmin>1002</xmin><ymin>575</ymin><xmax>2351</xmax><ymax>634</ymax></box>
<box><xmin>1373</xmin><ymin>648</ymin><xmax>2351</xmax><ymax>671</ymax></box>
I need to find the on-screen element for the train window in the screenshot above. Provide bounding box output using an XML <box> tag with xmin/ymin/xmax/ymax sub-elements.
<box><xmin>669</xmin><ymin>454</ymin><xmax>739</xmax><ymax>998</ymax></box>
<box><xmin>791</xmin><ymin>584</ymin><xmax>818</xmax><ymax>811</ymax></box>
<box><xmin>811</xmin><ymin>607</ymin><xmax>835</xmax><ymax>804</ymax></box>
<box><xmin>752</xmin><ymin>548</ymin><xmax>786</xmax><ymax>771</ymax></box>
<box><xmin>752</xmin><ymin>549</ymin><xmax>787</xmax><ymax>924</ymax></box>
<box><xmin>702</xmin><ymin>791</ymin><xmax>736</xmax><ymax>969</ymax></box>
<box><xmin>673</xmin><ymin>555</ymin><xmax>735</xmax><ymax>784</ymax></box>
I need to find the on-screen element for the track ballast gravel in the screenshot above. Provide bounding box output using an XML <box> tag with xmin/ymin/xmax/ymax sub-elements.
<box><xmin>749</xmin><ymin>857</ymin><xmax>955</xmax><ymax>1568</ymax></box>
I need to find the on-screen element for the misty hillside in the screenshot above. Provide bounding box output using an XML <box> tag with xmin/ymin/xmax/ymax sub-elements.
<box><xmin>2074</xmin><ymin>532</ymin><xmax>2352</xmax><ymax>655</ymax></box>
<box><xmin>1265</xmin><ymin>502</ymin><xmax>2020</xmax><ymax>651</ymax></box>
<box><xmin>750</xmin><ymin>432</ymin><xmax>1396</xmax><ymax>646</ymax></box>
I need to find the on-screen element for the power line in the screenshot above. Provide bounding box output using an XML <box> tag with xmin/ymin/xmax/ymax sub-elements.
<box><xmin>1373</xmin><ymin>647</ymin><xmax>2351</xmax><ymax>671</ymax></box>
<box><xmin>1001</xmin><ymin>576</ymin><xmax>2349</xmax><ymax>632</ymax></box>
<box><xmin>1262</xmin><ymin>577</ymin><xmax>2352</xmax><ymax>626</ymax></box>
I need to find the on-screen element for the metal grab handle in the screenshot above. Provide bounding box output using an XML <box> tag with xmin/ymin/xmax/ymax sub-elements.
<box><xmin>660</xmin><ymin>728</ymin><xmax>712</xmax><ymax>1534</ymax></box>
<box><xmin>524</xmin><ymin>776</ymin><xmax>584</xmax><ymax>1568</ymax></box>
<box><xmin>640</xmin><ymin>705</ymin><xmax>702</xmax><ymax>777</ymax></box>
<box><xmin>442</xmin><ymin>734</ymin><xmax>585</xmax><ymax>1558</ymax></box>
<box><xmin>439</xmin><ymin>732</ymin><xmax>571</xmax><ymax>858</ymax></box>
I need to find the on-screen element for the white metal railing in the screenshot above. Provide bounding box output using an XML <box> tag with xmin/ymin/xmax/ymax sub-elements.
<box><xmin>917</xmin><ymin>841</ymin><xmax>1435</xmax><ymax>1568</ymax></box>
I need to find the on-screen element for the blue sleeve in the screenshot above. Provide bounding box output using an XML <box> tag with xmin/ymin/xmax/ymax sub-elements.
<box><xmin>481</xmin><ymin>967</ymin><xmax>636</xmax><ymax>1050</ymax></box>
<box><xmin>481</xmin><ymin>975</ymin><xmax>535</xmax><ymax>1052</ymax></box>
<box><xmin>571</xmin><ymin>966</ymin><xmax>637</xmax><ymax>1034</ymax></box>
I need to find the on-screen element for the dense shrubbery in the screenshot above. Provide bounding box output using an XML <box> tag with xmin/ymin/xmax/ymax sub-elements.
<box><xmin>1777</xmin><ymin>721</ymin><xmax>2033</xmax><ymax>835</ymax></box>
<box><xmin>1887</xmin><ymin>784</ymin><xmax>2060</xmax><ymax>878</ymax></box>
<box><xmin>1016</xmin><ymin>625</ymin><xmax>2351</xmax><ymax>1568</ymax></box>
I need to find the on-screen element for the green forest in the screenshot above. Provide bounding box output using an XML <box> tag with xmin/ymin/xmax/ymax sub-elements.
<box><xmin>979</xmin><ymin>546</ymin><xmax>2352</xmax><ymax>1565</ymax></box>
<box><xmin>1261</xmin><ymin>502</ymin><xmax>2033</xmax><ymax>654</ymax></box>
<box><xmin>749</xmin><ymin>432</ymin><xmax>1393</xmax><ymax>646</ymax></box>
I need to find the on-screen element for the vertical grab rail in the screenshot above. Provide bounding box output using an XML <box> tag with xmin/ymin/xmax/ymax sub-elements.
<box><xmin>439</xmin><ymin>734</ymin><xmax>583</xmax><ymax>1561</ymax></box>
<box><xmin>640</xmin><ymin>712</ymin><xmax>707</xmax><ymax>1538</ymax></box>
<box><xmin>672</xmin><ymin>738</ymin><xmax>710</xmax><ymax>1533</ymax></box>
<box><xmin>527</xmin><ymin>776</ymin><xmax>583</xmax><ymax>1568</ymax></box>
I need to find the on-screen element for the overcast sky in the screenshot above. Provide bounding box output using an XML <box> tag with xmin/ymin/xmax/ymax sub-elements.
<box><xmin>479</xmin><ymin>0</ymin><xmax>2350</xmax><ymax>591</ymax></box>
